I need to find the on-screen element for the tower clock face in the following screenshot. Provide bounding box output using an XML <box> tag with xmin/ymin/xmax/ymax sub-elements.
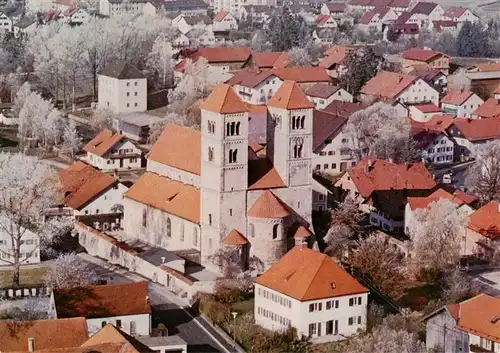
<box><xmin>296</xmin><ymin>137</ymin><xmax>304</xmax><ymax>145</ymax></box>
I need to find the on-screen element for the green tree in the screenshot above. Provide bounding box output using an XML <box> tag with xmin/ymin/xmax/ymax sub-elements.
<box><xmin>265</xmin><ymin>6</ymin><xmax>302</xmax><ymax>51</ymax></box>
<box><xmin>342</xmin><ymin>47</ymin><xmax>382</xmax><ymax>96</ymax></box>
<box><xmin>456</xmin><ymin>21</ymin><xmax>491</xmax><ymax>57</ymax></box>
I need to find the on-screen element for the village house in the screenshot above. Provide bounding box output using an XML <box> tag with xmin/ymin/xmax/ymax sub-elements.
<box><xmin>320</xmin><ymin>2</ymin><xmax>346</xmax><ymax>16</ymax></box>
<box><xmin>315</xmin><ymin>14</ymin><xmax>338</xmax><ymax>29</ymax></box>
<box><xmin>13</xmin><ymin>18</ymin><xmax>37</xmax><ymax>38</ymax></box>
<box><xmin>306</xmin><ymin>83</ymin><xmax>353</xmax><ymax>109</ymax></box>
<box><xmin>335</xmin><ymin>158</ymin><xmax>437</xmax><ymax>233</ymax></box>
<box><xmin>246</xmin><ymin>51</ymin><xmax>290</xmax><ymax>70</ymax></box>
<box><xmin>50</xmin><ymin>282</ymin><xmax>151</xmax><ymax>336</ymax></box>
<box><xmin>360</xmin><ymin>71</ymin><xmax>439</xmax><ymax>106</ymax></box>
<box><xmin>99</xmin><ymin>0</ymin><xmax>146</xmax><ymax>17</ymax></box>
<box><xmin>171</xmin><ymin>14</ymin><xmax>212</xmax><ymax>35</ymax></box>
<box><xmin>0</xmin><ymin>218</ymin><xmax>40</xmax><ymax>265</ymax></box>
<box><xmin>424</xmin><ymin>294</ymin><xmax>500</xmax><ymax>353</ymax></box>
<box><xmin>255</xmin><ymin>246</ymin><xmax>369</xmax><ymax>343</ymax></box>
<box><xmin>465</xmin><ymin>201</ymin><xmax>500</xmax><ymax>260</ymax></box>
<box><xmin>122</xmin><ymin>82</ymin><xmax>316</xmax><ymax>273</ymax></box>
<box><xmin>393</xmin><ymin>11</ymin><xmax>423</xmax><ymax>29</ymax></box>
<box><xmin>288</xmin><ymin>4</ymin><xmax>318</xmax><ymax>25</ymax></box>
<box><xmin>401</xmin><ymin>48</ymin><xmax>450</xmax><ymax>74</ymax></box>
<box><xmin>213</xmin><ymin>10</ymin><xmax>238</xmax><ymax>31</ymax></box>
<box><xmin>429</xmin><ymin>20</ymin><xmax>458</xmax><ymax>32</ymax></box>
<box><xmin>318</xmin><ymin>45</ymin><xmax>362</xmax><ymax>79</ymax></box>
<box><xmin>409</xmin><ymin>2</ymin><xmax>444</xmax><ymax>26</ymax></box>
<box><xmin>441</xmin><ymin>89</ymin><xmax>484</xmax><ymax>118</ymax></box>
<box><xmin>142</xmin><ymin>0</ymin><xmax>208</xmax><ymax>17</ymax></box>
<box><xmin>0</xmin><ymin>12</ymin><xmax>13</xmax><ymax>31</ymax></box>
<box><xmin>54</xmin><ymin>161</ymin><xmax>128</xmax><ymax>221</ymax></box>
<box><xmin>411</xmin><ymin>113</ymin><xmax>455</xmax><ymax>164</ymax></box>
<box><xmin>385</xmin><ymin>23</ymin><xmax>420</xmax><ymax>40</ymax></box>
<box><xmin>63</xmin><ymin>7</ymin><xmax>90</xmax><ymax>24</ymax></box>
<box><xmin>447</xmin><ymin>117</ymin><xmax>500</xmax><ymax>158</ymax></box>
<box><xmin>238</xmin><ymin>5</ymin><xmax>273</xmax><ymax>24</ymax></box>
<box><xmin>472</xmin><ymin>98</ymin><xmax>500</xmax><ymax>119</ymax></box>
<box><xmin>83</xmin><ymin>129</ymin><xmax>143</xmax><ymax>171</ymax></box>
<box><xmin>214</xmin><ymin>0</ymin><xmax>276</xmax><ymax>15</ymax></box>
<box><xmin>409</xmin><ymin>103</ymin><xmax>441</xmax><ymax>122</ymax></box>
<box><xmin>358</xmin><ymin>11</ymin><xmax>383</xmax><ymax>32</ymax></box>
<box><xmin>112</xmin><ymin>112</ymin><xmax>161</xmax><ymax>143</ymax></box>
<box><xmin>348</xmin><ymin>0</ymin><xmax>410</xmax><ymax>15</ymax></box>
<box><xmin>442</xmin><ymin>6</ymin><xmax>479</xmax><ymax>23</ymax></box>
<box><xmin>98</xmin><ymin>61</ymin><xmax>147</xmax><ymax>114</ymax></box>
<box><xmin>409</xmin><ymin>66</ymin><xmax>448</xmax><ymax>94</ymax></box>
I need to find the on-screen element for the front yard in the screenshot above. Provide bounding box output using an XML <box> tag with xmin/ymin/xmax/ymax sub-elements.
<box><xmin>0</xmin><ymin>267</ymin><xmax>48</xmax><ymax>289</ymax></box>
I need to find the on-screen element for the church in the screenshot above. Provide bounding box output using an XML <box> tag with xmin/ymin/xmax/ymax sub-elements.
<box><xmin>123</xmin><ymin>80</ymin><xmax>316</xmax><ymax>273</ymax></box>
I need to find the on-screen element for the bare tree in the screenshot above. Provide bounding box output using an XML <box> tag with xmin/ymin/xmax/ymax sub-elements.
<box><xmin>44</xmin><ymin>253</ymin><xmax>102</xmax><ymax>289</ymax></box>
<box><xmin>441</xmin><ymin>268</ymin><xmax>477</xmax><ymax>304</ymax></box>
<box><xmin>0</xmin><ymin>297</ymin><xmax>49</xmax><ymax>321</ymax></box>
<box><xmin>448</xmin><ymin>69</ymin><xmax>471</xmax><ymax>91</ymax></box>
<box><xmin>411</xmin><ymin>199</ymin><xmax>467</xmax><ymax>273</ymax></box>
<box><xmin>89</xmin><ymin>108</ymin><xmax>114</xmax><ymax>130</ymax></box>
<box><xmin>349</xmin><ymin>234</ymin><xmax>407</xmax><ymax>298</ymax></box>
<box><xmin>0</xmin><ymin>154</ymin><xmax>70</xmax><ymax>287</ymax></box>
<box><xmin>342</xmin><ymin>326</ymin><xmax>426</xmax><ymax>353</ymax></box>
<box><xmin>61</xmin><ymin>120</ymin><xmax>82</xmax><ymax>159</ymax></box>
<box><xmin>465</xmin><ymin>140</ymin><xmax>500</xmax><ymax>202</ymax></box>
<box><xmin>147</xmin><ymin>34</ymin><xmax>174</xmax><ymax>89</ymax></box>
<box><xmin>287</xmin><ymin>47</ymin><xmax>311</xmax><ymax>67</ymax></box>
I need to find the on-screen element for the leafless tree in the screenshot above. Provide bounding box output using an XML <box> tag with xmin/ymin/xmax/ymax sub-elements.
<box><xmin>342</xmin><ymin>326</ymin><xmax>426</xmax><ymax>353</ymax></box>
<box><xmin>465</xmin><ymin>140</ymin><xmax>500</xmax><ymax>202</ymax></box>
<box><xmin>441</xmin><ymin>268</ymin><xmax>477</xmax><ymax>304</ymax></box>
<box><xmin>44</xmin><ymin>253</ymin><xmax>102</xmax><ymax>289</ymax></box>
<box><xmin>287</xmin><ymin>47</ymin><xmax>312</xmax><ymax>67</ymax></box>
<box><xmin>0</xmin><ymin>297</ymin><xmax>49</xmax><ymax>321</ymax></box>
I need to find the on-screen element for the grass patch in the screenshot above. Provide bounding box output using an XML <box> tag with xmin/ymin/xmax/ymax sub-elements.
<box><xmin>0</xmin><ymin>267</ymin><xmax>48</xmax><ymax>288</ymax></box>
<box><xmin>230</xmin><ymin>299</ymin><xmax>254</xmax><ymax>315</ymax></box>
<box><xmin>398</xmin><ymin>280</ymin><xmax>442</xmax><ymax>311</ymax></box>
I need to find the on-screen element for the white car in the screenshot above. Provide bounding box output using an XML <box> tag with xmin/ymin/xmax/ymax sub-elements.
<box><xmin>442</xmin><ymin>173</ymin><xmax>452</xmax><ymax>184</ymax></box>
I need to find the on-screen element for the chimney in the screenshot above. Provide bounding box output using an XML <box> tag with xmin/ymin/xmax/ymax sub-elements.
<box><xmin>28</xmin><ymin>338</ymin><xmax>34</xmax><ymax>353</ymax></box>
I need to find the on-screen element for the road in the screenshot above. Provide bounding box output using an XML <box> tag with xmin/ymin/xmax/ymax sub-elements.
<box><xmin>77</xmin><ymin>254</ymin><xmax>237</xmax><ymax>353</ymax></box>
<box><xmin>430</xmin><ymin>160</ymin><xmax>475</xmax><ymax>190</ymax></box>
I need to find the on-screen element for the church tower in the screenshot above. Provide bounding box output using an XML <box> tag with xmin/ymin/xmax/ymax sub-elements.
<box><xmin>199</xmin><ymin>84</ymin><xmax>250</xmax><ymax>268</ymax></box>
<box><xmin>266</xmin><ymin>80</ymin><xmax>315</xmax><ymax>187</ymax></box>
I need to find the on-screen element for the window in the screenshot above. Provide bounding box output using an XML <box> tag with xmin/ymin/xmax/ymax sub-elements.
<box><xmin>315</xmin><ymin>164</ymin><xmax>320</xmax><ymax>170</ymax></box>
<box><xmin>229</xmin><ymin>149</ymin><xmax>238</xmax><ymax>163</ymax></box>
<box><xmin>134</xmin><ymin>81</ymin><xmax>138</xmax><ymax>86</ymax></box>
<box><xmin>130</xmin><ymin>321</ymin><xmax>136</xmax><ymax>335</ymax></box>
<box><xmin>96</xmin><ymin>209</ymin><xmax>100</xmax><ymax>214</ymax></box>
<box><xmin>357</xmin><ymin>316</ymin><xmax>362</xmax><ymax>324</ymax></box>
<box><xmin>328</xmin><ymin>151</ymin><xmax>334</xmax><ymax>155</ymax></box>
<box><xmin>208</xmin><ymin>213</ymin><xmax>212</xmax><ymax>225</ymax></box>
<box><xmin>320</xmin><ymin>152</ymin><xmax>327</xmax><ymax>156</ymax></box>
<box><xmin>294</xmin><ymin>142</ymin><xmax>303</xmax><ymax>158</ymax></box>
<box><xmin>308</xmin><ymin>323</ymin><xmax>317</xmax><ymax>337</ymax></box>
<box><xmin>127</xmin><ymin>82</ymin><xmax>130</xmax><ymax>86</ymax></box>
<box><xmin>249</xmin><ymin>223</ymin><xmax>255</xmax><ymax>237</ymax></box>
<box><xmin>331</xmin><ymin>163</ymin><xmax>337</xmax><ymax>169</ymax></box>
<box><xmin>208</xmin><ymin>238</ymin><xmax>212</xmax><ymax>249</ymax></box>
<box><xmin>208</xmin><ymin>147</ymin><xmax>214</xmax><ymax>162</ymax></box>
<box><xmin>134</xmin><ymin>92</ymin><xmax>138</xmax><ymax>96</ymax></box>
<box><xmin>323</xmin><ymin>164</ymin><xmax>328</xmax><ymax>169</ymax></box>
<box><xmin>180</xmin><ymin>222</ymin><xmax>184</xmax><ymax>242</ymax></box>
<box><xmin>166</xmin><ymin>217</ymin><xmax>171</xmax><ymax>237</ymax></box>
<box><xmin>326</xmin><ymin>320</ymin><xmax>334</xmax><ymax>335</ymax></box>
<box><xmin>126</xmin><ymin>103</ymin><xmax>130</xmax><ymax>107</ymax></box>
<box><xmin>348</xmin><ymin>317</ymin><xmax>354</xmax><ymax>325</ymax></box>
<box><xmin>116</xmin><ymin>319</ymin><xmax>122</xmax><ymax>328</ymax></box>
<box><xmin>102</xmin><ymin>321</ymin><xmax>107</xmax><ymax>328</ymax></box>
<box><xmin>229</xmin><ymin>209</ymin><xmax>233</xmax><ymax>216</ymax></box>
<box><xmin>272</xmin><ymin>224</ymin><xmax>279</xmax><ymax>239</ymax></box>
<box><xmin>127</xmin><ymin>92</ymin><xmax>130</xmax><ymax>96</ymax></box>
<box><xmin>193</xmin><ymin>228</ymin><xmax>198</xmax><ymax>246</ymax></box>
<box><xmin>142</xmin><ymin>209</ymin><xmax>147</xmax><ymax>228</ymax></box>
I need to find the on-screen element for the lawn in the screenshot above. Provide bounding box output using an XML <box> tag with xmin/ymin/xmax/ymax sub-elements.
<box><xmin>0</xmin><ymin>267</ymin><xmax>48</xmax><ymax>289</ymax></box>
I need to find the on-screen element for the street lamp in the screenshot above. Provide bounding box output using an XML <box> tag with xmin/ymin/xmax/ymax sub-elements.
<box><xmin>231</xmin><ymin>311</ymin><xmax>238</xmax><ymax>346</ymax></box>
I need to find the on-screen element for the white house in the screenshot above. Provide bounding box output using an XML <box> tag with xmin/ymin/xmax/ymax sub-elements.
<box><xmin>424</xmin><ymin>294</ymin><xmax>500</xmax><ymax>353</ymax></box>
<box><xmin>50</xmin><ymin>282</ymin><xmax>152</xmax><ymax>336</ymax></box>
<box><xmin>441</xmin><ymin>89</ymin><xmax>484</xmax><ymax>119</ymax></box>
<box><xmin>315</xmin><ymin>14</ymin><xmax>338</xmax><ymax>29</ymax></box>
<box><xmin>98</xmin><ymin>60</ymin><xmax>147</xmax><ymax>114</ymax></box>
<box><xmin>312</xmin><ymin>177</ymin><xmax>331</xmax><ymax>212</ymax></box>
<box><xmin>13</xmin><ymin>18</ymin><xmax>37</xmax><ymax>38</ymax></box>
<box><xmin>417</xmin><ymin>131</ymin><xmax>455</xmax><ymax>165</ymax></box>
<box><xmin>409</xmin><ymin>103</ymin><xmax>441</xmax><ymax>122</ymax></box>
<box><xmin>172</xmin><ymin>14</ymin><xmax>211</xmax><ymax>35</ymax></box>
<box><xmin>305</xmin><ymin>83</ymin><xmax>353</xmax><ymax>109</ymax></box>
<box><xmin>320</xmin><ymin>2</ymin><xmax>346</xmax><ymax>16</ymax></box>
<box><xmin>358</xmin><ymin>11</ymin><xmax>383</xmax><ymax>32</ymax></box>
<box><xmin>442</xmin><ymin>6</ymin><xmax>478</xmax><ymax>23</ymax></box>
<box><xmin>213</xmin><ymin>10</ymin><xmax>237</xmax><ymax>31</ymax></box>
<box><xmin>409</xmin><ymin>2</ymin><xmax>444</xmax><ymax>26</ymax></box>
<box><xmin>227</xmin><ymin>69</ymin><xmax>283</xmax><ymax>105</ymax></box>
<box><xmin>63</xmin><ymin>8</ymin><xmax>90</xmax><ymax>24</ymax></box>
<box><xmin>255</xmin><ymin>246</ymin><xmax>369</xmax><ymax>343</ymax></box>
<box><xmin>99</xmin><ymin>0</ymin><xmax>146</xmax><ymax>17</ymax></box>
<box><xmin>56</xmin><ymin>161</ymin><xmax>128</xmax><ymax>217</ymax></box>
<box><xmin>0</xmin><ymin>219</ymin><xmax>40</xmax><ymax>265</ymax></box>
<box><xmin>448</xmin><ymin>117</ymin><xmax>500</xmax><ymax>158</ymax></box>
<box><xmin>0</xmin><ymin>12</ymin><xmax>13</xmax><ymax>32</ymax></box>
<box><xmin>83</xmin><ymin>129</ymin><xmax>142</xmax><ymax>171</ymax></box>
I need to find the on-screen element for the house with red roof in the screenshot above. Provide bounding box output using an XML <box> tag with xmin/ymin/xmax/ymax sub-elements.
<box><xmin>409</xmin><ymin>103</ymin><xmax>441</xmax><ymax>122</ymax></box>
<box><xmin>255</xmin><ymin>246</ymin><xmax>368</xmax><ymax>342</ymax></box>
<box><xmin>441</xmin><ymin>89</ymin><xmax>484</xmax><ymax>118</ymax></box>
<box><xmin>360</xmin><ymin>71</ymin><xmax>439</xmax><ymax>106</ymax></box>
<box><xmin>411</xmin><ymin>113</ymin><xmax>455</xmax><ymax>165</ymax></box>
<box><xmin>472</xmin><ymin>98</ymin><xmax>500</xmax><ymax>119</ymax></box>
<box><xmin>410</xmin><ymin>2</ymin><xmax>444</xmax><ymax>25</ymax></box>
<box><xmin>408</xmin><ymin>66</ymin><xmax>448</xmax><ymax>94</ymax></box>
<box><xmin>466</xmin><ymin>201</ymin><xmax>500</xmax><ymax>259</ymax></box>
<box><xmin>63</xmin><ymin>7</ymin><xmax>90</xmax><ymax>24</ymax></box>
<box><xmin>448</xmin><ymin>117</ymin><xmax>500</xmax><ymax>158</ymax></box>
<box><xmin>321</xmin><ymin>2</ymin><xmax>346</xmax><ymax>16</ymax></box>
<box><xmin>213</xmin><ymin>10</ymin><xmax>237</xmax><ymax>31</ymax></box>
<box><xmin>305</xmin><ymin>83</ymin><xmax>353</xmax><ymax>109</ymax></box>
<box><xmin>442</xmin><ymin>6</ymin><xmax>478</xmax><ymax>23</ymax></box>
<box><xmin>335</xmin><ymin>158</ymin><xmax>437</xmax><ymax>233</ymax></box>
<box><xmin>315</xmin><ymin>14</ymin><xmax>338</xmax><ymax>28</ymax></box>
<box><xmin>358</xmin><ymin>10</ymin><xmax>383</xmax><ymax>32</ymax></box>
<box><xmin>247</xmin><ymin>51</ymin><xmax>290</xmax><ymax>70</ymax></box>
<box><xmin>429</xmin><ymin>20</ymin><xmax>458</xmax><ymax>33</ymax></box>
<box><xmin>319</xmin><ymin>45</ymin><xmax>362</xmax><ymax>78</ymax></box>
<box><xmin>401</xmin><ymin>48</ymin><xmax>449</xmax><ymax>74</ymax></box>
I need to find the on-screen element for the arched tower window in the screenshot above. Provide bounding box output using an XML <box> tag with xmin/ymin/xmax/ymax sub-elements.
<box><xmin>272</xmin><ymin>224</ymin><xmax>279</xmax><ymax>239</ymax></box>
<box><xmin>208</xmin><ymin>147</ymin><xmax>214</xmax><ymax>162</ymax></box>
<box><xmin>294</xmin><ymin>140</ymin><xmax>303</xmax><ymax>158</ymax></box>
<box><xmin>208</xmin><ymin>213</ymin><xmax>212</xmax><ymax>225</ymax></box>
<box><xmin>142</xmin><ymin>209</ymin><xmax>147</xmax><ymax>228</ymax></box>
<box><xmin>230</xmin><ymin>122</ymin><xmax>235</xmax><ymax>135</ymax></box>
<box><xmin>291</xmin><ymin>116</ymin><xmax>296</xmax><ymax>130</ymax></box>
<box><xmin>235</xmin><ymin>122</ymin><xmax>240</xmax><ymax>135</ymax></box>
<box><xmin>300</xmin><ymin>116</ymin><xmax>305</xmax><ymax>129</ymax></box>
<box><xmin>229</xmin><ymin>149</ymin><xmax>238</xmax><ymax>163</ymax></box>
<box><xmin>249</xmin><ymin>223</ymin><xmax>255</xmax><ymax>238</ymax></box>
<box><xmin>166</xmin><ymin>217</ymin><xmax>171</xmax><ymax>237</ymax></box>
<box><xmin>193</xmin><ymin>228</ymin><xmax>198</xmax><ymax>246</ymax></box>
<box><xmin>226</xmin><ymin>122</ymin><xmax>230</xmax><ymax>136</ymax></box>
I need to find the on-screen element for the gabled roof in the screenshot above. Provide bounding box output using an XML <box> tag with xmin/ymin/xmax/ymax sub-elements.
<box><xmin>409</xmin><ymin>66</ymin><xmax>443</xmax><ymax>81</ymax></box>
<box><xmin>195</xmin><ymin>47</ymin><xmax>252</xmax><ymax>63</ymax></box>
<box><xmin>58</xmin><ymin>162</ymin><xmax>118</xmax><ymax>210</ymax></box>
<box><xmin>423</xmin><ymin>114</ymin><xmax>454</xmax><ymax>133</ymax></box>
<box><xmin>183</xmin><ymin>14</ymin><xmax>211</xmax><ymax>25</ymax></box>
<box><xmin>0</xmin><ymin>318</ymin><xmax>89</xmax><ymax>352</ymax></box>
<box><xmin>81</xmin><ymin>324</ymin><xmax>155</xmax><ymax>353</ymax></box>
<box><xmin>411</xmin><ymin>1</ymin><xmax>438</xmax><ymax>15</ymax></box>
<box><xmin>412</xmin><ymin>103</ymin><xmax>441</xmax><ymax>113</ymax></box>
<box><xmin>248</xmin><ymin>158</ymin><xmax>286</xmax><ymax>190</ymax></box>
<box><xmin>294</xmin><ymin>225</ymin><xmax>313</xmax><ymax>238</ymax></box>
<box><xmin>347</xmin><ymin>158</ymin><xmax>436</xmax><ymax>198</ymax></box>
<box><xmin>256</xmin><ymin>247</ymin><xmax>368</xmax><ymax>301</ymax></box>
<box><xmin>359</xmin><ymin>11</ymin><xmax>378</xmax><ymax>25</ymax></box>
<box><xmin>267</xmin><ymin>80</ymin><xmax>315</xmax><ymax>110</ymax></box>
<box><xmin>432</xmin><ymin>20</ymin><xmax>458</xmax><ymax>31</ymax></box>
<box><xmin>394</xmin><ymin>11</ymin><xmax>414</xmax><ymax>24</ymax></box>
<box><xmin>54</xmin><ymin>282</ymin><xmax>151</xmax><ymax>319</ymax></box>
<box><xmin>360</xmin><ymin>71</ymin><xmax>418</xmax><ymax>99</ymax></box>
<box><xmin>441</xmin><ymin>89</ymin><xmax>475</xmax><ymax>106</ymax></box>
<box><xmin>443</xmin><ymin>6</ymin><xmax>468</xmax><ymax>18</ymax></box>
<box><xmin>222</xmin><ymin>229</ymin><xmax>249</xmax><ymax>246</ymax></box>
<box><xmin>326</xmin><ymin>2</ymin><xmax>346</xmax><ymax>12</ymax></box>
<box><xmin>453</xmin><ymin>189</ymin><xmax>477</xmax><ymax>205</ymax></box>
<box><xmin>200</xmin><ymin>84</ymin><xmax>249</xmax><ymax>114</ymax></box>
<box><xmin>402</xmin><ymin>48</ymin><xmax>444</xmax><ymax>62</ymax></box>
<box><xmin>225</xmin><ymin>67</ymin><xmax>276</xmax><ymax>88</ymax></box>
<box><xmin>452</xmin><ymin>117</ymin><xmax>500</xmax><ymax>141</ymax></box>
<box><xmin>468</xmin><ymin>201</ymin><xmax>500</xmax><ymax>239</ymax></box>
<box><xmin>321</xmin><ymin>100</ymin><xmax>364</xmax><ymax>117</ymax></box>
<box><xmin>248</xmin><ymin>190</ymin><xmax>289</xmax><ymax>218</ymax></box>
<box><xmin>305</xmin><ymin>83</ymin><xmax>342</xmax><ymax>99</ymax></box>
<box><xmin>251</xmin><ymin>51</ymin><xmax>290</xmax><ymax>69</ymax></box>
<box><xmin>100</xmin><ymin>60</ymin><xmax>145</xmax><ymax>80</ymax></box>
<box><xmin>214</xmin><ymin>10</ymin><xmax>229</xmax><ymax>22</ymax></box>
<box><xmin>319</xmin><ymin>45</ymin><xmax>357</xmax><ymax>69</ymax></box>
<box><xmin>407</xmin><ymin>188</ymin><xmax>465</xmax><ymax>211</ymax></box>
<box><xmin>83</xmin><ymin>129</ymin><xmax>123</xmax><ymax>157</ymax></box>
<box><xmin>274</xmin><ymin>67</ymin><xmax>331</xmax><ymax>83</ymax></box>
<box><xmin>473</xmin><ymin>98</ymin><xmax>500</xmax><ymax>119</ymax></box>
<box><xmin>147</xmin><ymin>124</ymin><xmax>201</xmax><ymax>175</ymax></box>
<box><xmin>125</xmin><ymin>172</ymin><xmax>200</xmax><ymax>223</ymax></box>
<box><xmin>313</xmin><ymin>109</ymin><xmax>347</xmax><ymax>150</ymax></box>
<box><xmin>315</xmin><ymin>14</ymin><xmax>332</xmax><ymax>25</ymax></box>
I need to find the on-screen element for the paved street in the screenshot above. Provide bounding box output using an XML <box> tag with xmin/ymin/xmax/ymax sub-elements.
<box><xmin>78</xmin><ymin>254</ymin><xmax>236</xmax><ymax>353</ymax></box>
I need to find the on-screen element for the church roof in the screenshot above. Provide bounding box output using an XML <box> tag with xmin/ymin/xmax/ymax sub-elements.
<box><xmin>248</xmin><ymin>190</ymin><xmax>289</xmax><ymax>218</ymax></box>
<box><xmin>222</xmin><ymin>229</ymin><xmax>249</xmax><ymax>246</ymax></box>
<box><xmin>200</xmin><ymin>84</ymin><xmax>249</xmax><ymax>114</ymax></box>
<box><xmin>267</xmin><ymin>80</ymin><xmax>315</xmax><ymax>110</ymax></box>
<box><xmin>294</xmin><ymin>225</ymin><xmax>313</xmax><ymax>238</ymax></box>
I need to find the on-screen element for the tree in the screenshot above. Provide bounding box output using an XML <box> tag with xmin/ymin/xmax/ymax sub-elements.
<box><xmin>147</xmin><ymin>34</ymin><xmax>174</xmax><ymax>89</ymax></box>
<box><xmin>287</xmin><ymin>47</ymin><xmax>312</xmax><ymax>67</ymax></box>
<box><xmin>265</xmin><ymin>6</ymin><xmax>301</xmax><ymax>51</ymax></box>
<box><xmin>12</xmin><ymin>82</ymin><xmax>31</xmax><ymax>118</ymax></box>
<box><xmin>349</xmin><ymin>234</ymin><xmax>407</xmax><ymax>298</ymax></box>
<box><xmin>441</xmin><ymin>268</ymin><xmax>477</xmax><ymax>304</ymax></box>
<box><xmin>342</xmin><ymin>47</ymin><xmax>382</xmax><ymax>95</ymax></box>
<box><xmin>456</xmin><ymin>21</ymin><xmax>491</xmax><ymax>57</ymax></box>
<box><xmin>411</xmin><ymin>199</ymin><xmax>467</xmax><ymax>273</ymax></box>
<box><xmin>250</xmin><ymin>30</ymin><xmax>271</xmax><ymax>52</ymax></box>
<box><xmin>465</xmin><ymin>140</ymin><xmax>500</xmax><ymax>202</ymax></box>
<box><xmin>18</xmin><ymin>90</ymin><xmax>54</xmax><ymax>149</ymax></box>
<box><xmin>342</xmin><ymin>326</ymin><xmax>426</xmax><ymax>353</ymax></box>
<box><xmin>0</xmin><ymin>297</ymin><xmax>49</xmax><ymax>321</ymax></box>
<box><xmin>89</xmin><ymin>108</ymin><xmax>114</xmax><ymax>130</ymax></box>
<box><xmin>0</xmin><ymin>154</ymin><xmax>70</xmax><ymax>287</ymax></box>
<box><xmin>324</xmin><ymin>197</ymin><xmax>365</xmax><ymax>258</ymax></box>
<box><xmin>44</xmin><ymin>253</ymin><xmax>102</xmax><ymax>289</ymax></box>
<box><xmin>61</xmin><ymin>120</ymin><xmax>82</xmax><ymax>159</ymax></box>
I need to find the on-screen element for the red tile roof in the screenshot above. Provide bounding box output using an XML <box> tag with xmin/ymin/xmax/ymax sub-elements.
<box><xmin>395</xmin><ymin>11</ymin><xmax>413</xmax><ymax>24</ymax></box>
<box><xmin>200</xmin><ymin>84</ymin><xmax>249</xmax><ymax>114</ymax></box>
<box><xmin>453</xmin><ymin>189</ymin><xmax>477</xmax><ymax>205</ymax></box>
<box><xmin>83</xmin><ymin>129</ymin><xmax>123</xmax><ymax>157</ymax></box>
<box><xmin>319</xmin><ymin>45</ymin><xmax>358</xmax><ymax>69</ymax></box>
<box><xmin>321</xmin><ymin>100</ymin><xmax>364</xmax><ymax>117</ymax></box>
<box><xmin>360</xmin><ymin>71</ymin><xmax>418</xmax><ymax>99</ymax></box>
<box><xmin>251</xmin><ymin>52</ymin><xmax>290</xmax><ymax>69</ymax></box>
<box><xmin>54</xmin><ymin>282</ymin><xmax>151</xmax><ymax>319</ymax></box>
<box><xmin>313</xmin><ymin>109</ymin><xmax>347</xmax><ymax>150</ymax></box>
<box><xmin>147</xmin><ymin>124</ymin><xmax>201</xmax><ymax>175</ymax></box>
<box><xmin>411</xmin><ymin>1</ymin><xmax>438</xmax><ymax>15</ymax></box>
<box><xmin>225</xmin><ymin>67</ymin><xmax>276</xmax><ymax>88</ymax></box>
<box><xmin>402</xmin><ymin>48</ymin><xmax>444</xmax><ymax>62</ymax></box>
<box><xmin>452</xmin><ymin>117</ymin><xmax>500</xmax><ymax>141</ymax></box>
<box><xmin>214</xmin><ymin>10</ymin><xmax>229</xmax><ymax>22</ymax></box>
<box><xmin>305</xmin><ymin>83</ymin><xmax>341</xmax><ymax>99</ymax></box>
<box><xmin>326</xmin><ymin>2</ymin><xmax>346</xmax><ymax>12</ymax></box>
<box><xmin>315</xmin><ymin>14</ymin><xmax>331</xmax><ymax>25</ymax></box>
<box><xmin>432</xmin><ymin>20</ymin><xmax>458</xmax><ymax>31</ymax></box>
<box><xmin>419</xmin><ymin>114</ymin><xmax>454</xmax><ymax>133</ymax></box>
<box><xmin>359</xmin><ymin>11</ymin><xmax>378</xmax><ymax>25</ymax></box>
<box><xmin>248</xmin><ymin>190</ymin><xmax>289</xmax><ymax>218</ymax></box>
<box><xmin>222</xmin><ymin>229</ymin><xmax>249</xmax><ymax>246</ymax></box>
<box><xmin>248</xmin><ymin>158</ymin><xmax>286</xmax><ymax>190</ymax></box>
<box><xmin>407</xmin><ymin>188</ymin><xmax>465</xmax><ymax>210</ymax></box>
<box><xmin>294</xmin><ymin>225</ymin><xmax>313</xmax><ymax>238</ymax></box>
<box><xmin>185</xmin><ymin>47</ymin><xmax>251</xmax><ymax>64</ymax></box>
<box><xmin>412</xmin><ymin>103</ymin><xmax>441</xmax><ymax>113</ymax></box>
<box><xmin>58</xmin><ymin>162</ymin><xmax>117</xmax><ymax>210</ymax></box>
<box><xmin>347</xmin><ymin>158</ymin><xmax>436</xmax><ymax>198</ymax></box>
<box><xmin>443</xmin><ymin>6</ymin><xmax>467</xmax><ymax>18</ymax></box>
<box><xmin>272</xmin><ymin>67</ymin><xmax>331</xmax><ymax>83</ymax></box>
<box><xmin>473</xmin><ymin>98</ymin><xmax>500</xmax><ymax>119</ymax></box>
<box><xmin>441</xmin><ymin>89</ymin><xmax>474</xmax><ymax>106</ymax></box>
<box><xmin>256</xmin><ymin>247</ymin><xmax>368</xmax><ymax>301</ymax></box>
<box><xmin>267</xmin><ymin>80</ymin><xmax>315</xmax><ymax>110</ymax></box>
<box><xmin>468</xmin><ymin>201</ymin><xmax>500</xmax><ymax>239</ymax></box>
<box><xmin>0</xmin><ymin>318</ymin><xmax>89</xmax><ymax>352</ymax></box>
<box><xmin>125</xmin><ymin>172</ymin><xmax>200</xmax><ymax>223</ymax></box>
